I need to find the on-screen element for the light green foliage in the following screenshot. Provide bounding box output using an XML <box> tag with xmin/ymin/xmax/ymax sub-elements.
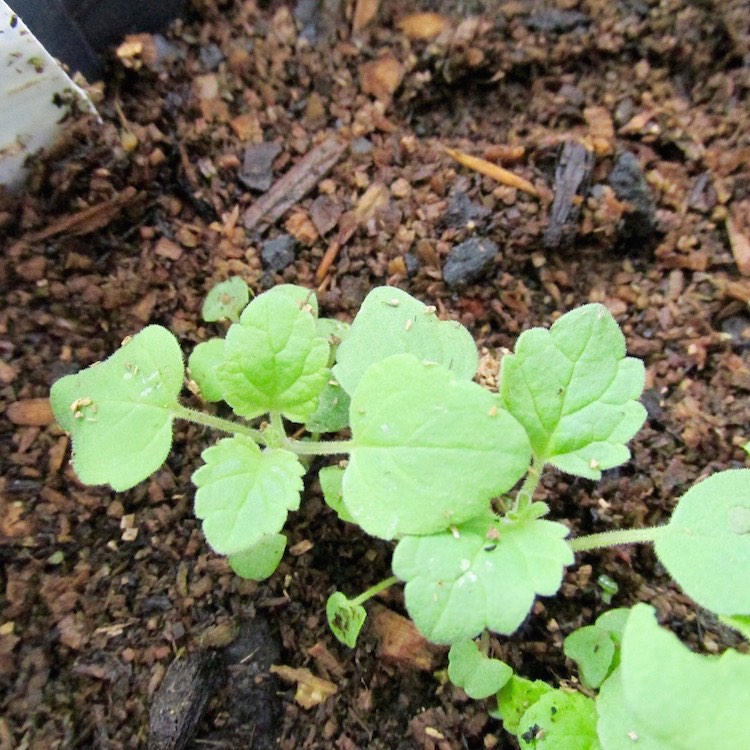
<box><xmin>495</xmin><ymin>675</ymin><xmax>553</xmax><ymax>735</ymax></box>
<box><xmin>596</xmin><ymin>604</ymin><xmax>750</xmax><ymax>750</ymax></box>
<box><xmin>217</xmin><ymin>285</ymin><xmax>330</xmax><ymax>422</ymax></box>
<box><xmin>518</xmin><ymin>690</ymin><xmax>600</xmax><ymax>750</ymax></box>
<box><xmin>655</xmin><ymin>469</ymin><xmax>750</xmax><ymax>615</ymax></box>
<box><xmin>447</xmin><ymin>640</ymin><xmax>513</xmax><ymax>699</ymax></box>
<box><xmin>327</xmin><ymin>592</ymin><xmax>367</xmax><ymax>648</ymax></box>
<box><xmin>188</xmin><ymin>338</ymin><xmax>225</xmax><ymax>402</ymax></box>
<box><xmin>392</xmin><ymin>511</ymin><xmax>573</xmax><ymax>643</ymax></box>
<box><xmin>499</xmin><ymin>304</ymin><xmax>646</xmax><ymax>479</ymax></box>
<box><xmin>345</xmin><ymin>354</ymin><xmax>531</xmax><ymax>539</ymax></box>
<box><xmin>50</xmin><ymin>326</ymin><xmax>184</xmax><ymax>490</ymax></box>
<box><xmin>202</xmin><ymin>276</ymin><xmax>250</xmax><ymax>322</ymax></box>
<box><xmin>333</xmin><ymin>286</ymin><xmax>478</xmax><ymax>395</ymax></box>
<box><xmin>564</xmin><ymin>625</ymin><xmax>616</xmax><ymax>689</ymax></box>
<box><xmin>229</xmin><ymin>533</ymin><xmax>287</xmax><ymax>580</ymax></box>
<box><xmin>305</xmin><ymin>380</ymin><xmax>350</xmax><ymax>433</ymax></box>
<box><xmin>316</xmin><ymin>317</ymin><xmax>349</xmax><ymax>365</ymax></box>
<box><xmin>318</xmin><ymin>465</ymin><xmax>353</xmax><ymax>522</ymax></box>
<box><xmin>193</xmin><ymin>436</ymin><xmax>304</xmax><ymax>555</ymax></box>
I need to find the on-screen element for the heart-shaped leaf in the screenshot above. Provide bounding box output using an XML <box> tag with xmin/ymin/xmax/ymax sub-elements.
<box><xmin>228</xmin><ymin>533</ymin><xmax>287</xmax><ymax>580</ymax></box>
<box><xmin>50</xmin><ymin>325</ymin><xmax>184</xmax><ymax>490</ymax></box>
<box><xmin>188</xmin><ymin>338</ymin><xmax>225</xmax><ymax>402</ymax></box>
<box><xmin>333</xmin><ymin>286</ymin><xmax>477</xmax><ymax>395</ymax></box>
<box><xmin>448</xmin><ymin>640</ymin><xmax>513</xmax><ymax>699</ymax></box>
<box><xmin>344</xmin><ymin>354</ymin><xmax>531</xmax><ymax>539</ymax></box>
<box><xmin>202</xmin><ymin>276</ymin><xmax>250</xmax><ymax>322</ymax></box>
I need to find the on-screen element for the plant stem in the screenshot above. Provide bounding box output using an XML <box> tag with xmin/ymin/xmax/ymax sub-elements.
<box><xmin>172</xmin><ymin>404</ymin><xmax>266</xmax><ymax>443</ymax></box>
<box><xmin>568</xmin><ymin>525</ymin><xmax>666</xmax><ymax>553</ymax></box>
<box><xmin>270</xmin><ymin>411</ymin><xmax>287</xmax><ymax>439</ymax></box>
<box><xmin>351</xmin><ymin>576</ymin><xmax>400</xmax><ymax>607</ymax></box>
<box><xmin>285</xmin><ymin>439</ymin><xmax>354</xmax><ymax>456</ymax></box>
<box><xmin>514</xmin><ymin>457</ymin><xmax>543</xmax><ymax>513</ymax></box>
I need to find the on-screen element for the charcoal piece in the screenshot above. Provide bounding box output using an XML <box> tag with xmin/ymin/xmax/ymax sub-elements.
<box><xmin>443</xmin><ymin>190</ymin><xmax>491</xmax><ymax>229</ymax></box>
<box><xmin>148</xmin><ymin>651</ymin><xmax>225</xmax><ymax>750</ymax></box>
<box><xmin>608</xmin><ymin>151</ymin><xmax>656</xmax><ymax>242</ymax></box>
<box><xmin>543</xmin><ymin>141</ymin><xmax>595</xmax><ymax>249</ymax></box>
<box><xmin>525</xmin><ymin>9</ymin><xmax>590</xmax><ymax>32</ymax></box>
<box><xmin>240</xmin><ymin>142</ymin><xmax>282</xmax><ymax>192</ymax></box>
<box><xmin>261</xmin><ymin>235</ymin><xmax>297</xmax><ymax>272</ymax></box>
<box><xmin>442</xmin><ymin>238</ymin><xmax>498</xmax><ymax>287</ymax></box>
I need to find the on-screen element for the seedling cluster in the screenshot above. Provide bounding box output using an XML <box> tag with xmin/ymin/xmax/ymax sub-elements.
<box><xmin>51</xmin><ymin>280</ymin><xmax>750</xmax><ymax>748</ymax></box>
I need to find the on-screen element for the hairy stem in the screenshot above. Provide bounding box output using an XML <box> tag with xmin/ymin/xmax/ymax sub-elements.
<box><xmin>285</xmin><ymin>438</ymin><xmax>354</xmax><ymax>456</ymax></box>
<box><xmin>172</xmin><ymin>404</ymin><xmax>266</xmax><ymax>443</ymax></box>
<box><xmin>351</xmin><ymin>576</ymin><xmax>400</xmax><ymax>607</ymax></box>
<box><xmin>568</xmin><ymin>525</ymin><xmax>666</xmax><ymax>553</ymax></box>
<box><xmin>514</xmin><ymin>457</ymin><xmax>544</xmax><ymax>513</ymax></box>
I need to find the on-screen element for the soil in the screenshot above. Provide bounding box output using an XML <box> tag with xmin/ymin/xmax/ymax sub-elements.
<box><xmin>2</xmin><ymin>1</ymin><xmax>750</xmax><ymax>748</ymax></box>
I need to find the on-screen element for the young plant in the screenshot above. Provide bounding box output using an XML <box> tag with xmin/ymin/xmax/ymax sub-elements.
<box><xmin>50</xmin><ymin>281</ymin><xmax>750</xmax><ymax>748</ymax></box>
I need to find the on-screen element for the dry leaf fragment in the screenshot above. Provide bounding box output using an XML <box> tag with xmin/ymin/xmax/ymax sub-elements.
<box><xmin>443</xmin><ymin>146</ymin><xmax>538</xmax><ymax>197</ymax></box>
<box><xmin>360</xmin><ymin>57</ymin><xmax>404</xmax><ymax>103</ymax></box>
<box><xmin>371</xmin><ymin>604</ymin><xmax>441</xmax><ymax>671</ymax></box>
<box><xmin>726</xmin><ymin>215</ymin><xmax>750</xmax><ymax>277</ymax></box>
<box><xmin>270</xmin><ymin>665</ymin><xmax>338</xmax><ymax>708</ymax></box>
<box><xmin>397</xmin><ymin>12</ymin><xmax>450</xmax><ymax>39</ymax></box>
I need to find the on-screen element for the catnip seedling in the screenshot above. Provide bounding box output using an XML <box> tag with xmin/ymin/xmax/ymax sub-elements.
<box><xmin>51</xmin><ymin>282</ymin><xmax>750</xmax><ymax>749</ymax></box>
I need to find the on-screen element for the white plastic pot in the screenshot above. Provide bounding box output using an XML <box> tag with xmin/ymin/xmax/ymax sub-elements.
<box><xmin>0</xmin><ymin>0</ymin><xmax>96</xmax><ymax>189</ymax></box>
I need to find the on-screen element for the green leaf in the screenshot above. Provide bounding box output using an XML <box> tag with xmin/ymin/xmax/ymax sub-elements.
<box><xmin>305</xmin><ymin>380</ymin><xmax>350</xmax><ymax>433</ymax></box>
<box><xmin>50</xmin><ymin>326</ymin><xmax>184</xmax><ymax>491</ymax></box>
<box><xmin>192</xmin><ymin>436</ymin><xmax>304</xmax><ymax>555</ymax></box>
<box><xmin>720</xmin><ymin>614</ymin><xmax>750</xmax><ymax>640</ymax></box>
<box><xmin>202</xmin><ymin>276</ymin><xmax>250</xmax><ymax>322</ymax></box>
<box><xmin>318</xmin><ymin>465</ymin><xmax>353</xmax><ymax>522</ymax></box>
<box><xmin>597</xmin><ymin>604</ymin><xmax>750</xmax><ymax>750</ymax></box>
<box><xmin>595</xmin><ymin>607</ymin><xmax>630</xmax><ymax>643</ymax></box>
<box><xmin>317</xmin><ymin>317</ymin><xmax>349</xmax><ymax>366</ymax></box>
<box><xmin>518</xmin><ymin>690</ymin><xmax>600</xmax><ymax>750</ymax></box>
<box><xmin>327</xmin><ymin>591</ymin><xmax>367</xmax><ymax>648</ymax></box>
<box><xmin>564</xmin><ymin>625</ymin><xmax>616</xmax><ymax>689</ymax></box>
<box><xmin>228</xmin><ymin>533</ymin><xmax>287</xmax><ymax>580</ymax></box>
<box><xmin>217</xmin><ymin>285</ymin><xmax>330</xmax><ymax>422</ymax></box>
<box><xmin>495</xmin><ymin>675</ymin><xmax>553</xmax><ymax>735</ymax></box>
<box><xmin>447</xmin><ymin>641</ymin><xmax>513</xmax><ymax>699</ymax></box>
<box><xmin>499</xmin><ymin>304</ymin><xmax>646</xmax><ymax>479</ymax></box>
<box><xmin>333</xmin><ymin>286</ymin><xmax>478</xmax><ymax>395</ymax></box>
<box><xmin>344</xmin><ymin>354</ymin><xmax>531</xmax><ymax>539</ymax></box>
<box><xmin>654</xmin><ymin>469</ymin><xmax>750</xmax><ymax>615</ymax></box>
<box><xmin>188</xmin><ymin>338</ymin><xmax>225</xmax><ymax>402</ymax></box>
<box><xmin>392</xmin><ymin>512</ymin><xmax>573</xmax><ymax>643</ymax></box>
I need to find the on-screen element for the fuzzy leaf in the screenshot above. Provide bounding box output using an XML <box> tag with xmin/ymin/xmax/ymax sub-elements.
<box><xmin>305</xmin><ymin>380</ymin><xmax>350</xmax><ymax>433</ymax></box>
<box><xmin>499</xmin><ymin>304</ymin><xmax>646</xmax><ymax>479</ymax></box>
<box><xmin>318</xmin><ymin>465</ymin><xmax>353</xmax><ymax>522</ymax></box>
<box><xmin>392</xmin><ymin>512</ymin><xmax>573</xmax><ymax>643</ymax></box>
<box><xmin>193</xmin><ymin>436</ymin><xmax>304</xmax><ymax>555</ymax></box>
<box><xmin>202</xmin><ymin>276</ymin><xmax>250</xmax><ymax>322</ymax></box>
<box><xmin>495</xmin><ymin>676</ymin><xmax>553</xmax><ymax>735</ymax></box>
<box><xmin>333</xmin><ymin>286</ymin><xmax>477</xmax><ymax>395</ymax></box>
<box><xmin>448</xmin><ymin>641</ymin><xmax>513</xmax><ymax>699</ymax></box>
<box><xmin>228</xmin><ymin>533</ymin><xmax>287</xmax><ymax>580</ymax></box>
<box><xmin>50</xmin><ymin>326</ymin><xmax>183</xmax><ymax>491</ymax></box>
<box><xmin>655</xmin><ymin>469</ymin><xmax>750</xmax><ymax>615</ymax></box>
<box><xmin>597</xmin><ymin>604</ymin><xmax>750</xmax><ymax>750</ymax></box>
<box><xmin>564</xmin><ymin>625</ymin><xmax>616</xmax><ymax>689</ymax></box>
<box><xmin>518</xmin><ymin>690</ymin><xmax>600</xmax><ymax>750</ymax></box>
<box><xmin>188</xmin><ymin>338</ymin><xmax>225</xmax><ymax>402</ymax></box>
<box><xmin>327</xmin><ymin>592</ymin><xmax>367</xmax><ymax>648</ymax></box>
<box><xmin>217</xmin><ymin>285</ymin><xmax>330</xmax><ymax>422</ymax></box>
<box><xmin>344</xmin><ymin>354</ymin><xmax>531</xmax><ymax>539</ymax></box>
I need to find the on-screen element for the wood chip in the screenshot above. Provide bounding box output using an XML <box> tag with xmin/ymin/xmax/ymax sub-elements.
<box><xmin>6</xmin><ymin>398</ymin><xmax>54</xmax><ymax>426</ymax></box>
<box><xmin>370</xmin><ymin>604</ymin><xmax>441</xmax><ymax>671</ymax></box>
<box><xmin>23</xmin><ymin>187</ymin><xmax>140</xmax><ymax>241</ymax></box>
<box><xmin>726</xmin><ymin>214</ymin><xmax>750</xmax><ymax>276</ymax></box>
<box><xmin>397</xmin><ymin>12</ymin><xmax>450</xmax><ymax>39</ymax></box>
<box><xmin>360</xmin><ymin>57</ymin><xmax>404</xmax><ymax>103</ymax></box>
<box><xmin>270</xmin><ymin>665</ymin><xmax>338</xmax><ymax>708</ymax></box>
<box><xmin>443</xmin><ymin>146</ymin><xmax>538</xmax><ymax>197</ymax></box>
<box><xmin>352</xmin><ymin>0</ymin><xmax>380</xmax><ymax>33</ymax></box>
<box><xmin>154</xmin><ymin>237</ymin><xmax>183</xmax><ymax>261</ymax></box>
<box><xmin>243</xmin><ymin>137</ymin><xmax>345</xmax><ymax>232</ymax></box>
